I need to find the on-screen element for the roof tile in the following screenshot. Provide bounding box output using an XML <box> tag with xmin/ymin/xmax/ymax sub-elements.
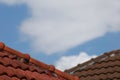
<box><xmin>65</xmin><ymin>50</ymin><xmax>120</xmax><ymax>80</ymax></box>
<box><xmin>0</xmin><ymin>42</ymin><xmax>79</xmax><ymax>80</ymax></box>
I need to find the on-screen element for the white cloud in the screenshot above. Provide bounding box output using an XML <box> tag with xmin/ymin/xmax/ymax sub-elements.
<box><xmin>55</xmin><ymin>52</ymin><xmax>97</xmax><ymax>71</ymax></box>
<box><xmin>1</xmin><ymin>0</ymin><xmax>120</xmax><ymax>54</ymax></box>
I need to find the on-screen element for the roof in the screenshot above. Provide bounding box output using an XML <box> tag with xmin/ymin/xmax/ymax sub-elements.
<box><xmin>65</xmin><ymin>50</ymin><xmax>120</xmax><ymax>80</ymax></box>
<box><xmin>0</xmin><ymin>42</ymin><xmax>79</xmax><ymax>80</ymax></box>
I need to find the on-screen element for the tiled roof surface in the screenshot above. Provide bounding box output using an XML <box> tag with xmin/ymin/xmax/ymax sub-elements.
<box><xmin>0</xmin><ymin>42</ymin><xmax>79</xmax><ymax>80</ymax></box>
<box><xmin>65</xmin><ymin>50</ymin><xmax>120</xmax><ymax>80</ymax></box>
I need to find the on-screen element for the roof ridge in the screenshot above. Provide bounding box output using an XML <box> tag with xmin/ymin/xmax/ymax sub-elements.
<box><xmin>0</xmin><ymin>42</ymin><xmax>79</xmax><ymax>80</ymax></box>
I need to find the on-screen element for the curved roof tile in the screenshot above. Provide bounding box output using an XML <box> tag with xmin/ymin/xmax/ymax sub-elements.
<box><xmin>0</xmin><ymin>42</ymin><xmax>79</xmax><ymax>80</ymax></box>
<box><xmin>65</xmin><ymin>49</ymin><xmax>120</xmax><ymax>80</ymax></box>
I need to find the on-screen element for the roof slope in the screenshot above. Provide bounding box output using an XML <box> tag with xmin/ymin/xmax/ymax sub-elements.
<box><xmin>0</xmin><ymin>42</ymin><xmax>79</xmax><ymax>80</ymax></box>
<box><xmin>65</xmin><ymin>50</ymin><xmax>120</xmax><ymax>80</ymax></box>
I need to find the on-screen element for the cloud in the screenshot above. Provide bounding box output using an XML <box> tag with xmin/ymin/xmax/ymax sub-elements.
<box><xmin>1</xmin><ymin>0</ymin><xmax>120</xmax><ymax>54</ymax></box>
<box><xmin>55</xmin><ymin>52</ymin><xmax>97</xmax><ymax>71</ymax></box>
<box><xmin>0</xmin><ymin>0</ymin><xmax>24</xmax><ymax>5</ymax></box>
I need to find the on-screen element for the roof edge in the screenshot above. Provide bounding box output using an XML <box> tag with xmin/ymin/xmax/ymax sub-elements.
<box><xmin>0</xmin><ymin>42</ymin><xmax>79</xmax><ymax>80</ymax></box>
<box><xmin>65</xmin><ymin>49</ymin><xmax>120</xmax><ymax>73</ymax></box>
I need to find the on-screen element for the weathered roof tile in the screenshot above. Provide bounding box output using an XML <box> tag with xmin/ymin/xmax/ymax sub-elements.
<box><xmin>0</xmin><ymin>42</ymin><xmax>79</xmax><ymax>80</ymax></box>
<box><xmin>65</xmin><ymin>50</ymin><xmax>120</xmax><ymax>80</ymax></box>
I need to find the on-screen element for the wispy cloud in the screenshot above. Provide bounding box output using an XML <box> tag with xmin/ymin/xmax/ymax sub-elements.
<box><xmin>1</xmin><ymin>0</ymin><xmax>120</xmax><ymax>54</ymax></box>
<box><xmin>55</xmin><ymin>52</ymin><xmax>97</xmax><ymax>71</ymax></box>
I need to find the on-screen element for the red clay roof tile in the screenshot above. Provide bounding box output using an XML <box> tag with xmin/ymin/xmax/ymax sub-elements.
<box><xmin>0</xmin><ymin>42</ymin><xmax>79</xmax><ymax>80</ymax></box>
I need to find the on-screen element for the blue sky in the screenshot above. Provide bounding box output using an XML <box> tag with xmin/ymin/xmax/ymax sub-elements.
<box><xmin>0</xmin><ymin>0</ymin><xmax>120</xmax><ymax>70</ymax></box>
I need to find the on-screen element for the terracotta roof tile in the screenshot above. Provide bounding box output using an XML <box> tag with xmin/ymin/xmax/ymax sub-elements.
<box><xmin>0</xmin><ymin>42</ymin><xmax>79</xmax><ymax>80</ymax></box>
<box><xmin>65</xmin><ymin>50</ymin><xmax>120</xmax><ymax>80</ymax></box>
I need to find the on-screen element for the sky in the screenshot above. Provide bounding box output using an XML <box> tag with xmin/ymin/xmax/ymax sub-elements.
<box><xmin>0</xmin><ymin>0</ymin><xmax>120</xmax><ymax>71</ymax></box>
